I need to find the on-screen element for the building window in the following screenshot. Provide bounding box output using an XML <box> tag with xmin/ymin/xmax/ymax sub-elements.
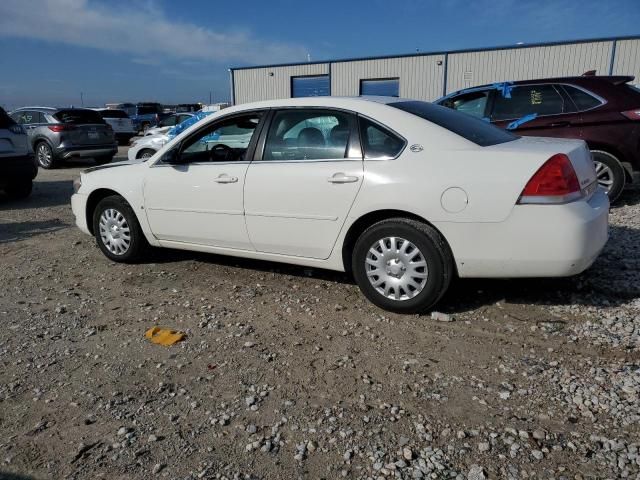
<box><xmin>360</xmin><ymin>78</ymin><xmax>399</xmax><ymax>97</ymax></box>
<box><xmin>291</xmin><ymin>75</ymin><xmax>330</xmax><ymax>98</ymax></box>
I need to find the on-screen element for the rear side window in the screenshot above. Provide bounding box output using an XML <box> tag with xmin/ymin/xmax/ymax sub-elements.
<box><xmin>440</xmin><ymin>90</ymin><xmax>490</xmax><ymax>118</ymax></box>
<box><xmin>563</xmin><ymin>85</ymin><xmax>602</xmax><ymax>111</ymax></box>
<box><xmin>99</xmin><ymin>109</ymin><xmax>129</xmax><ymax>119</ymax></box>
<box><xmin>391</xmin><ymin>100</ymin><xmax>517</xmax><ymax>147</ymax></box>
<box><xmin>0</xmin><ymin>108</ymin><xmax>17</xmax><ymax>128</ymax></box>
<box><xmin>54</xmin><ymin>109</ymin><xmax>104</xmax><ymax>124</ymax></box>
<box><xmin>359</xmin><ymin>117</ymin><xmax>405</xmax><ymax>159</ymax></box>
<box><xmin>492</xmin><ymin>84</ymin><xmax>568</xmax><ymax>120</ymax></box>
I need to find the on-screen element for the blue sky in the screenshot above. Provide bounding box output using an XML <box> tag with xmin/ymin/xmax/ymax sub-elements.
<box><xmin>0</xmin><ymin>0</ymin><xmax>639</xmax><ymax>110</ymax></box>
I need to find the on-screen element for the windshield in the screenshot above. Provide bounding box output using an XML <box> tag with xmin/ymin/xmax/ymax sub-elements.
<box><xmin>54</xmin><ymin>109</ymin><xmax>105</xmax><ymax>124</ymax></box>
<box><xmin>390</xmin><ymin>100</ymin><xmax>518</xmax><ymax>147</ymax></box>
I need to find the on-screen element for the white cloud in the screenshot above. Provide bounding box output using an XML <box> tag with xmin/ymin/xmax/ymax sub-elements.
<box><xmin>0</xmin><ymin>0</ymin><xmax>307</xmax><ymax>65</ymax></box>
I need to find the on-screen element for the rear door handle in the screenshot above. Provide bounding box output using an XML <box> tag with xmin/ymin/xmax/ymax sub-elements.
<box><xmin>546</xmin><ymin>121</ymin><xmax>570</xmax><ymax>127</ymax></box>
<box><xmin>328</xmin><ymin>173</ymin><xmax>359</xmax><ymax>184</ymax></box>
<box><xmin>214</xmin><ymin>174</ymin><xmax>238</xmax><ymax>184</ymax></box>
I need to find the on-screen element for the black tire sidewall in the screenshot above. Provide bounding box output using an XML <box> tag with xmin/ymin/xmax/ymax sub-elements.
<box><xmin>591</xmin><ymin>150</ymin><xmax>625</xmax><ymax>203</ymax></box>
<box><xmin>352</xmin><ymin>220</ymin><xmax>451</xmax><ymax>314</ymax></box>
<box><xmin>92</xmin><ymin>196</ymin><xmax>146</xmax><ymax>263</ymax></box>
<box><xmin>6</xmin><ymin>178</ymin><xmax>32</xmax><ymax>199</ymax></box>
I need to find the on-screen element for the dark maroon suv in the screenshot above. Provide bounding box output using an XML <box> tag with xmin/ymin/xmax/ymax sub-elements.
<box><xmin>436</xmin><ymin>75</ymin><xmax>640</xmax><ymax>202</ymax></box>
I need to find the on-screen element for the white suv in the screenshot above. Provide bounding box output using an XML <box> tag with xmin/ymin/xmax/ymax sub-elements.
<box><xmin>0</xmin><ymin>107</ymin><xmax>37</xmax><ymax>199</ymax></box>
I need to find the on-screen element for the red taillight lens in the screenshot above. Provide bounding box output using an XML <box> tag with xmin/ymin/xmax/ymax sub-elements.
<box><xmin>621</xmin><ymin>109</ymin><xmax>640</xmax><ymax>120</ymax></box>
<box><xmin>48</xmin><ymin>124</ymin><xmax>76</xmax><ymax>132</ymax></box>
<box><xmin>519</xmin><ymin>153</ymin><xmax>581</xmax><ymax>204</ymax></box>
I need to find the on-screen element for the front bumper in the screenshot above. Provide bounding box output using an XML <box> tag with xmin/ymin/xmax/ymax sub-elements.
<box><xmin>71</xmin><ymin>192</ymin><xmax>91</xmax><ymax>235</ymax></box>
<box><xmin>0</xmin><ymin>154</ymin><xmax>38</xmax><ymax>184</ymax></box>
<box><xmin>440</xmin><ymin>188</ymin><xmax>610</xmax><ymax>278</ymax></box>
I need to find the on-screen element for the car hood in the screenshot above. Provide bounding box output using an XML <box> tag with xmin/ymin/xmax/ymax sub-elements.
<box><xmin>83</xmin><ymin>159</ymin><xmax>143</xmax><ymax>173</ymax></box>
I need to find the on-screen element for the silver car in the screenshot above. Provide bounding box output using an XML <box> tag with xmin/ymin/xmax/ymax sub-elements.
<box><xmin>9</xmin><ymin>107</ymin><xmax>117</xmax><ymax>169</ymax></box>
<box><xmin>94</xmin><ymin>108</ymin><xmax>136</xmax><ymax>146</ymax></box>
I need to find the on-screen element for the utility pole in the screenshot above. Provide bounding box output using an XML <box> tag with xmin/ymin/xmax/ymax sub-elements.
<box><xmin>80</xmin><ymin>92</ymin><xmax>84</xmax><ymax>107</ymax></box>
<box><xmin>209</xmin><ymin>91</ymin><xmax>212</xmax><ymax>104</ymax></box>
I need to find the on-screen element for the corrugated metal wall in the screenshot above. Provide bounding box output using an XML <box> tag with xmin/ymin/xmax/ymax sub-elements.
<box><xmin>612</xmin><ymin>39</ymin><xmax>640</xmax><ymax>82</ymax></box>
<box><xmin>331</xmin><ymin>55</ymin><xmax>445</xmax><ymax>101</ymax></box>
<box><xmin>233</xmin><ymin>63</ymin><xmax>328</xmax><ymax>104</ymax></box>
<box><xmin>232</xmin><ymin>37</ymin><xmax>640</xmax><ymax>104</ymax></box>
<box><xmin>446</xmin><ymin>41</ymin><xmax>612</xmax><ymax>93</ymax></box>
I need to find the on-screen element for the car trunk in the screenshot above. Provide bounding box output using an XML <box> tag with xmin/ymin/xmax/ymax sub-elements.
<box><xmin>53</xmin><ymin>109</ymin><xmax>114</xmax><ymax>146</ymax></box>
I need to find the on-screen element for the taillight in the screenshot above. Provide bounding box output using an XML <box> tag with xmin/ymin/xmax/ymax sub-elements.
<box><xmin>48</xmin><ymin>124</ymin><xmax>76</xmax><ymax>132</ymax></box>
<box><xmin>518</xmin><ymin>153</ymin><xmax>582</xmax><ymax>204</ymax></box>
<box><xmin>621</xmin><ymin>109</ymin><xmax>640</xmax><ymax>120</ymax></box>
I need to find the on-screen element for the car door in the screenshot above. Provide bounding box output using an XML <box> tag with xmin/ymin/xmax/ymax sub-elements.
<box><xmin>490</xmin><ymin>83</ymin><xmax>581</xmax><ymax>140</ymax></box>
<box><xmin>12</xmin><ymin>110</ymin><xmax>43</xmax><ymax>142</ymax></box>
<box><xmin>244</xmin><ymin>108</ymin><xmax>363</xmax><ymax>259</ymax></box>
<box><xmin>143</xmin><ymin>111</ymin><xmax>265</xmax><ymax>249</ymax></box>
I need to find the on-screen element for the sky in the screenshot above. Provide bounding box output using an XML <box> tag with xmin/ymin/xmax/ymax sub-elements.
<box><xmin>0</xmin><ymin>0</ymin><xmax>639</xmax><ymax>110</ymax></box>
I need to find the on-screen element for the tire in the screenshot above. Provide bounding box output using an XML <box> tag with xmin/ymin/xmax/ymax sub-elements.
<box><xmin>92</xmin><ymin>195</ymin><xmax>148</xmax><ymax>263</ymax></box>
<box><xmin>5</xmin><ymin>178</ymin><xmax>33</xmax><ymax>199</ymax></box>
<box><xmin>591</xmin><ymin>150</ymin><xmax>625</xmax><ymax>203</ymax></box>
<box><xmin>137</xmin><ymin>149</ymin><xmax>156</xmax><ymax>160</ymax></box>
<box><xmin>351</xmin><ymin>218</ymin><xmax>454</xmax><ymax>314</ymax></box>
<box><xmin>35</xmin><ymin>141</ymin><xmax>55</xmax><ymax>169</ymax></box>
<box><xmin>94</xmin><ymin>156</ymin><xmax>113</xmax><ymax>165</ymax></box>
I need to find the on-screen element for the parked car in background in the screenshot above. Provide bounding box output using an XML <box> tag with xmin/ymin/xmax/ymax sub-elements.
<box><xmin>175</xmin><ymin>103</ymin><xmax>202</xmax><ymax>113</ymax></box>
<box><xmin>10</xmin><ymin>107</ymin><xmax>117</xmax><ymax>169</ymax></box>
<box><xmin>129</xmin><ymin>112</ymin><xmax>212</xmax><ymax>160</ymax></box>
<box><xmin>94</xmin><ymin>108</ymin><xmax>136</xmax><ymax>145</ymax></box>
<box><xmin>72</xmin><ymin>97</ymin><xmax>608</xmax><ymax>314</ymax></box>
<box><xmin>0</xmin><ymin>107</ymin><xmax>37</xmax><ymax>199</ymax></box>
<box><xmin>144</xmin><ymin>112</ymin><xmax>195</xmax><ymax>137</ymax></box>
<box><xmin>436</xmin><ymin>75</ymin><xmax>640</xmax><ymax>202</ymax></box>
<box><xmin>109</xmin><ymin>102</ymin><xmax>164</xmax><ymax>133</ymax></box>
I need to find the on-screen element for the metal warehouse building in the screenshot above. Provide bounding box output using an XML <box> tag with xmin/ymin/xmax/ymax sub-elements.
<box><xmin>229</xmin><ymin>35</ymin><xmax>640</xmax><ymax>104</ymax></box>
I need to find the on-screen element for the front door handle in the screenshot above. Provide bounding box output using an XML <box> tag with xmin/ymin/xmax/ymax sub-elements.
<box><xmin>328</xmin><ymin>173</ymin><xmax>359</xmax><ymax>184</ymax></box>
<box><xmin>214</xmin><ymin>174</ymin><xmax>238</xmax><ymax>184</ymax></box>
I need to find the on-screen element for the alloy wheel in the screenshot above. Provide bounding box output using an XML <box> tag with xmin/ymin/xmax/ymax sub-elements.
<box><xmin>594</xmin><ymin>160</ymin><xmax>614</xmax><ymax>192</ymax></box>
<box><xmin>37</xmin><ymin>144</ymin><xmax>52</xmax><ymax>168</ymax></box>
<box><xmin>365</xmin><ymin>236</ymin><xmax>429</xmax><ymax>301</ymax></box>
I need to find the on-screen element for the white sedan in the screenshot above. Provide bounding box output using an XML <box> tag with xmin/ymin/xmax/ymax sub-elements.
<box><xmin>71</xmin><ymin>97</ymin><xmax>608</xmax><ymax>313</ymax></box>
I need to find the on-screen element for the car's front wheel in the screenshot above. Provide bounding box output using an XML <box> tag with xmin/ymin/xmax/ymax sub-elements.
<box><xmin>92</xmin><ymin>195</ymin><xmax>148</xmax><ymax>263</ymax></box>
<box><xmin>137</xmin><ymin>149</ymin><xmax>156</xmax><ymax>160</ymax></box>
<box><xmin>591</xmin><ymin>150</ymin><xmax>626</xmax><ymax>203</ymax></box>
<box><xmin>351</xmin><ymin>218</ymin><xmax>453</xmax><ymax>314</ymax></box>
<box><xmin>5</xmin><ymin>178</ymin><xmax>33</xmax><ymax>199</ymax></box>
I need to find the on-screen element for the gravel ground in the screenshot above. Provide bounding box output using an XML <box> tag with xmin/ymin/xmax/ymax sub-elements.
<box><xmin>0</xmin><ymin>155</ymin><xmax>638</xmax><ymax>480</ymax></box>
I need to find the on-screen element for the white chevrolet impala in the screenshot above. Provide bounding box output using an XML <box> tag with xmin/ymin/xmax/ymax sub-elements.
<box><xmin>71</xmin><ymin>97</ymin><xmax>608</xmax><ymax>313</ymax></box>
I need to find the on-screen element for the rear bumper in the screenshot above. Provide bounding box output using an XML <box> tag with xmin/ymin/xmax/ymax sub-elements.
<box><xmin>56</xmin><ymin>145</ymin><xmax>118</xmax><ymax>159</ymax></box>
<box><xmin>71</xmin><ymin>192</ymin><xmax>91</xmax><ymax>235</ymax></box>
<box><xmin>0</xmin><ymin>154</ymin><xmax>38</xmax><ymax>183</ymax></box>
<box><xmin>439</xmin><ymin>189</ymin><xmax>610</xmax><ymax>278</ymax></box>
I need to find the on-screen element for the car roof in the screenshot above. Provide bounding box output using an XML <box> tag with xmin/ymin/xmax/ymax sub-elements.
<box><xmin>218</xmin><ymin>96</ymin><xmax>409</xmax><ymax>112</ymax></box>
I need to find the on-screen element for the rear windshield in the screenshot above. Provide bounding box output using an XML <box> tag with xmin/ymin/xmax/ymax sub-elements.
<box><xmin>0</xmin><ymin>107</ymin><xmax>16</xmax><ymax>128</ymax></box>
<box><xmin>54</xmin><ymin>109</ymin><xmax>105</xmax><ymax>124</ymax></box>
<box><xmin>99</xmin><ymin>109</ymin><xmax>129</xmax><ymax>119</ymax></box>
<box><xmin>390</xmin><ymin>100</ymin><xmax>518</xmax><ymax>147</ymax></box>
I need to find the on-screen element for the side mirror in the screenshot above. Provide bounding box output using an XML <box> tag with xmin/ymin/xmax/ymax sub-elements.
<box><xmin>161</xmin><ymin>148</ymin><xmax>182</xmax><ymax>164</ymax></box>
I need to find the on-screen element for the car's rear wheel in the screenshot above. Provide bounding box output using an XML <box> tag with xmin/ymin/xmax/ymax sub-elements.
<box><xmin>5</xmin><ymin>178</ymin><xmax>33</xmax><ymax>199</ymax></box>
<box><xmin>92</xmin><ymin>195</ymin><xmax>148</xmax><ymax>263</ymax></box>
<box><xmin>138</xmin><ymin>149</ymin><xmax>155</xmax><ymax>160</ymax></box>
<box><xmin>35</xmin><ymin>142</ymin><xmax>55</xmax><ymax>169</ymax></box>
<box><xmin>352</xmin><ymin>218</ymin><xmax>453</xmax><ymax>314</ymax></box>
<box><xmin>591</xmin><ymin>150</ymin><xmax>625</xmax><ymax>203</ymax></box>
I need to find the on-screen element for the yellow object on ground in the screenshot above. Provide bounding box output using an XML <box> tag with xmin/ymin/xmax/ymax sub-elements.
<box><xmin>145</xmin><ymin>327</ymin><xmax>185</xmax><ymax>346</ymax></box>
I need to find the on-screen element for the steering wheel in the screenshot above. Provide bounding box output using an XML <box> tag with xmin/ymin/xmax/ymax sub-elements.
<box><xmin>209</xmin><ymin>144</ymin><xmax>234</xmax><ymax>162</ymax></box>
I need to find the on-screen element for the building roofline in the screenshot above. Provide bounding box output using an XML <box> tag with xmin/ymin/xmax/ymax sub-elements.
<box><xmin>229</xmin><ymin>34</ymin><xmax>640</xmax><ymax>71</ymax></box>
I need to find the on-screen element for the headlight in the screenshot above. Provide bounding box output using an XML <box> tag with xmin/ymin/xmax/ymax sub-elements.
<box><xmin>73</xmin><ymin>177</ymin><xmax>82</xmax><ymax>193</ymax></box>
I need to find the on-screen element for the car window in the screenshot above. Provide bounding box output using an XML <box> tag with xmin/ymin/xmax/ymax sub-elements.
<box><xmin>54</xmin><ymin>109</ymin><xmax>104</xmax><ymax>124</ymax></box>
<box><xmin>441</xmin><ymin>90</ymin><xmax>490</xmax><ymax>118</ymax></box>
<box><xmin>180</xmin><ymin>114</ymin><xmax>261</xmax><ymax>163</ymax></box>
<box><xmin>0</xmin><ymin>108</ymin><xmax>16</xmax><ymax>128</ymax></box>
<box><xmin>563</xmin><ymin>85</ymin><xmax>602</xmax><ymax>111</ymax></box>
<box><xmin>159</xmin><ymin>116</ymin><xmax>178</xmax><ymax>127</ymax></box>
<box><xmin>391</xmin><ymin>100</ymin><xmax>517</xmax><ymax>147</ymax></box>
<box><xmin>178</xmin><ymin>114</ymin><xmax>192</xmax><ymax>123</ymax></box>
<box><xmin>358</xmin><ymin>117</ymin><xmax>405</xmax><ymax>159</ymax></box>
<box><xmin>137</xmin><ymin>106</ymin><xmax>160</xmax><ymax>115</ymax></box>
<box><xmin>492</xmin><ymin>84</ymin><xmax>568</xmax><ymax>120</ymax></box>
<box><xmin>14</xmin><ymin>110</ymin><xmax>41</xmax><ymax>124</ymax></box>
<box><xmin>263</xmin><ymin>110</ymin><xmax>352</xmax><ymax>161</ymax></box>
<box><xmin>99</xmin><ymin>109</ymin><xmax>129</xmax><ymax>119</ymax></box>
